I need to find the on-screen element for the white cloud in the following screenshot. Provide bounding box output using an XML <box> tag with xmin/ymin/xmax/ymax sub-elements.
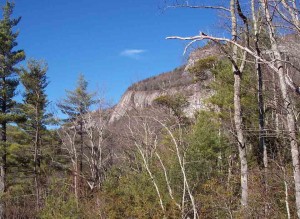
<box><xmin>120</xmin><ymin>49</ymin><xmax>146</xmax><ymax>59</ymax></box>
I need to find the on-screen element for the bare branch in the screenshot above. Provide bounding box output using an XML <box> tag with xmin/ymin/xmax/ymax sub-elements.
<box><xmin>165</xmin><ymin>4</ymin><xmax>230</xmax><ymax>12</ymax></box>
<box><xmin>167</xmin><ymin>32</ymin><xmax>300</xmax><ymax>96</ymax></box>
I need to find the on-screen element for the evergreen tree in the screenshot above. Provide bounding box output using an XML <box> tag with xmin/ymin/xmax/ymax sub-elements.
<box><xmin>57</xmin><ymin>74</ymin><xmax>96</xmax><ymax>187</ymax></box>
<box><xmin>58</xmin><ymin>74</ymin><xmax>95</xmax><ymax>119</ymax></box>
<box><xmin>0</xmin><ymin>2</ymin><xmax>25</xmax><ymax>215</ymax></box>
<box><xmin>20</xmin><ymin>59</ymin><xmax>49</xmax><ymax>210</ymax></box>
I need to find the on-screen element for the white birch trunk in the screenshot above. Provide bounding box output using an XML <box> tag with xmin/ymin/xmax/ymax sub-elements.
<box><xmin>231</xmin><ymin>0</ymin><xmax>248</xmax><ymax>208</ymax></box>
<box><xmin>261</xmin><ymin>1</ymin><xmax>300</xmax><ymax>217</ymax></box>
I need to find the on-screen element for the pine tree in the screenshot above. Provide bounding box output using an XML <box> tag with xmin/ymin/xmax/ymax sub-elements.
<box><xmin>58</xmin><ymin>74</ymin><xmax>95</xmax><ymax>119</ymax></box>
<box><xmin>0</xmin><ymin>2</ymin><xmax>25</xmax><ymax>215</ymax></box>
<box><xmin>57</xmin><ymin>74</ymin><xmax>96</xmax><ymax>194</ymax></box>
<box><xmin>20</xmin><ymin>59</ymin><xmax>49</xmax><ymax>210</ymax></box>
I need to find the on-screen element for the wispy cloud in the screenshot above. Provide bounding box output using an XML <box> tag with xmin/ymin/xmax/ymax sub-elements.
<box><xmin>120</xmin><ymin>49</ymin><xmax>146</xmax><ymax>59</ymax></box>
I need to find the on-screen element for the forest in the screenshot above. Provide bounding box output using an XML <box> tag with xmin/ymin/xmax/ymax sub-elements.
<box><xmin>1</xmin><ymin>0</ymin><xmax>300</xmax><ymax>218</ymax></box>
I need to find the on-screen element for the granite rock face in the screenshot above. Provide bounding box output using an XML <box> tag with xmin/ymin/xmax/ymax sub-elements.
<box><xmin>109</xmin><ymin>45</ymin><xmax>220</xmax><ymax>124</ymax></box>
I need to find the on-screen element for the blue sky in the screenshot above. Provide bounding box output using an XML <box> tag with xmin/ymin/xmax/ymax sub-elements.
<box><xmin>11</xmin><ymin>0</ymin><xmax>219</xmax><ymax>106</ymax></box>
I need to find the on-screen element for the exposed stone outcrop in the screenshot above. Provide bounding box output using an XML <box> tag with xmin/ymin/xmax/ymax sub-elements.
<box><xmin>109</xmin><ymin>45</ymin><xmax>220</xmax><ymax>124</ymax></box>
<box><xmin>184</xmin><ymin>44</ymin><xmax>221</xmax><ymax>73</ymax></box>
<box><xmin>109</xmin><ymin>83</ymin><xmax>213</xmax><ymax>123</ymax></box>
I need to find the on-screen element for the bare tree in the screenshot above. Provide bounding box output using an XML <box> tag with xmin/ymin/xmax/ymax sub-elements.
<box><xmin>57</xmin><ymin>125</ymin><xmax>79</xmax><ymax>204</ymax></box>
<box><xmin>166</xmin><ymin>0</ymin><xmax>300</xmax><ymax>216</ymax></box>
<box><xmin>166</xmin><ymin>0</ymin><xmax>250</xmax><ymax>208</ymax></box>
<box><xmin>82</xmin><ymin>100</ymin><xmax>111</xmax><ymax>191</ymax></box>
<box><xmin>126</xmin><ymin>110</ymin><xmax>198</xmax><ymax>218</ymax></box>
<box><xmin>58</xmin><ymin>93</ymin><xmax>111</xmax><ymax>196</ymax></box>
<box><xmin>127</xmin><ymin>115</ymin><xmax>166</xmax><ymax>213</ymax></box>
<box><xmin>260</xmin><ymin>1</ymin><xmax>300</xmax><ymax>217</ymax></box>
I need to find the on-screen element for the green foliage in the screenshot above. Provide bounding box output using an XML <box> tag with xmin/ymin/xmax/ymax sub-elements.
<box><xmin>58</xmin><ymin>74</ymin><xmax>97</xmax><ymax>120</ymax></box>
<box><xmin>0</xmin><ymin>1</ymin><xmax>25</xmax><ymax>123</ymax></box>
<box><xmin>188</xmin><ymin>56</ymin><xmax>217</xmax><ymax>81</ymax></box>
<box><xmin>6</xmin><ymin>125</ymin><xmax>30</xmax><ymax>165</ymax></box>
<box><xmin>0</xmin><ymin>2</ymin><xmax>26</xmax><ymax>200</ymax></box>
<box><xmin>190</xmin><ymin>111</ymin><xmax>227</xmax><ymax>160</ymax></box>
<box><xmin>102</xmin><ymin>169</ymin><xmax>166</xmax><ymax>218</ymax></box>
<box><xmin>4</xmin><ymin>181</ymin><xmax>36</xmax><ymax>218</ymax></box>
<box><xmin>20</xmin><ymin>60</ymin><xmax>49</xmax><ymax>115</ymax></box>
<box><xmin>207</xmin><ymin>60</ymin><xmax>234</xmax><ymax>114</ymax></box>
<box><xmin>187</xmin><ymin>111</ymin><xmax>231</xmax><ymax>182</ymax></box>
<box><xmin>154</xmin><ymin>93</ymin><xmax>189</xmax><ymax>120</ymax></box>
<box><xmin>39</xmin><ymin>179</ymin><xmax>83</xmax><ymax>219</ymax></box>
<box><xmin>185</xmin><ymin>111</ymin><xmax>239</xmax><ymax>217</ymax></box>
<box><xmin>20</xmin><ymin>59</ymin><xmax>51</xmax><ymax>138</ymax></box>
<box><xmin>0</xmin><ymin>1</ymin><xmax>298</xmax><ymax>218</ymax></box>
<box><xmin>196</xmin><ymin>177</ymin><xmax>239</xmax><ymax>218</ymax></box>
<box><xmin>206</xmin><ymin>58</ymin><xmax>266</xmax><ymax>164</ymax></box>
<box><xmin>208</xmin><ymin>59</ymin><xmax>257</xmax><ymax>124</ymax></box>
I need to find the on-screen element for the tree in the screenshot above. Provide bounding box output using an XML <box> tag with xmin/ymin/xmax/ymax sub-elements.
<box><xmin>57</xmin><ymin>74</ymin><xmax>96</xmax><ymax>197</ymax></box>
<box><xmin>20</xmin><ymin>59</ymin><xmax>49</xmax><ymax>211</ymax></box>
<box><xmin>0</xmin><ymin>1</ymin><xmax>25</xmax><ymax>216</ymax></box>
<box><xmin>81</xmin><ymin>105</ymin><xmax>111</xmax><ymax>191</ymax></box>
<box><xmin>260</xmin><ymin>1</ymin><xmax>300</xmax><ymax>216</ymax></box>
<box><xmin>166</xmin><ymin>0</ymin><xmax>250</xmax><ymax>208</ymax></box>
<box><xmin>165</xmin><ymin>0</ymin><xmax>300</xmax><ymax>216</ymax></box>
<box><xmin>125</xmin><ymin>107</ymin><xmax>198</xmax><ymax>218</ymax></box>
<box><xmin>154</xmin><ymin>93</ymin><xmax>189</xmax><ymax>123</ymax></box>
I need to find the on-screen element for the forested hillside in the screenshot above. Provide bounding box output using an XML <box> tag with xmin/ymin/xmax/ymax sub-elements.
<box><xmin>1</xmin><ymin>0</ymin><xmax>300</xmax><ymax>218</ymax></box>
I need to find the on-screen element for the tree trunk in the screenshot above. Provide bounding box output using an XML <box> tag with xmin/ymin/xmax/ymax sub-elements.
<box><xmin>79</xmin><ymin>119</ymin><xmax>83</xmax><ymax>197</ymax></box>
<box><xmin>0</xmin><ymin>77</ymin><xmax>7</xmax><ymax>218</ymax></box>
<box><xmin>34</xmin><ymin>104</ymin><xmax>40</xmax><ymax>211</ymax></box>
<box><xmin>261</xmin><ymin>1</ymin><xmax>300</xmax><ymax>217</ymax></box>
<box><xmin>0</xmin><ymin>121</ymin><xmax>6</xmax><ymax>218</ymax></box>
<box><xmin>256</xmin><ymin>43</ymin><xmax>267</xmax><ymax>169</ymax></box>
<box><xmin>74</xmin><ymin>163</ymin><xmax>79</xmax><ymax>207</ymax></box>
<box><xmin>80</xmin><ymin>120</ymin><xmax>83</xmax><ymax>174</ymax></box>
<box><xmin>231</xmin><ymin>0</ymin><xmax>248</xmax><ymax>208</ymax></box>
<box><xmin>251</xmin><ymin>0</ymin><xmax>268</xmax><ymax>215</ymax></box>
<box><xmin>234</xmin><ymin>71</ymin><xmax>248</xmax><ymax>208</ymax></box>
<box><xmin>252</xmin><ymin>4</ymin><xmax>267</xmax><ymax>170</ymax></box>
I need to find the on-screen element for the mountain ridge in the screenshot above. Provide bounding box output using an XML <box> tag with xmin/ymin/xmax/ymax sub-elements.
<box><xmin>109</xmin><ymin>44</ymin><xmax>221</xmax><ymax>123</ymax></box>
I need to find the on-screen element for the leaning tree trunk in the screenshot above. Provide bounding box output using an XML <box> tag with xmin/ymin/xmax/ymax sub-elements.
<box><xmin>261</xmin><ymin>1</ymin><xmax>300</xmax><ymax>217</ymax></box>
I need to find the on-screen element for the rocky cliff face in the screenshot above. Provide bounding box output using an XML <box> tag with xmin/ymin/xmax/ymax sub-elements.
<box><xmin>109</xmin><ymin>83</ymin><xmax>213</xmax><ymax>123</ymax></box>
<box><xmin>109</xmin><ymin>45</ymin><xmax>220</xmax><ymax>124</ymax></box>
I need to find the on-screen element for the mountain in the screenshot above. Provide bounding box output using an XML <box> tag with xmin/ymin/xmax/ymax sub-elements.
<box><xmin>109</xmin><ymin>44</ymin><xmax>221</xmax><ymax>124</ymax></box>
